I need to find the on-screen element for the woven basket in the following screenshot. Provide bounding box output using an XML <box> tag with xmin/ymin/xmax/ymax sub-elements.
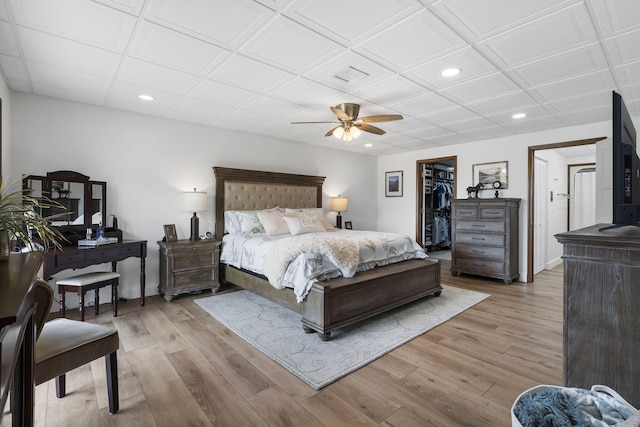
<box><xmin>511</xmin><ymin>384</ymin><xmax>638</xmax><ymax>427</ymax></box>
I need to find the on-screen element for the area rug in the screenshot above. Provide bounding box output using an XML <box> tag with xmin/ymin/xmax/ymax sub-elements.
<box><xmin>195</xmin><ymin>285</ymin><xmax>489</xmax><ymax>390</ymax></box>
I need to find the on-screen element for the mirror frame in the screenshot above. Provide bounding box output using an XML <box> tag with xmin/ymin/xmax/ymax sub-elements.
<box><xmin>22</xmin><ymin>170</ymin><xmax>107</xmax><ymax>237</ymax></box>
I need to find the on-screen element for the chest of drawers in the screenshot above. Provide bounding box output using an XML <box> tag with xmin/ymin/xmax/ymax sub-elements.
<box><xmin>158</xmin><ymin>239</ymin><xmax>221</xmax><ymax>301</ymax></box>
<box><xmin>450</xmin><ymin>198</ymin><xmax>520</xmax><ymax>283</ymax></box>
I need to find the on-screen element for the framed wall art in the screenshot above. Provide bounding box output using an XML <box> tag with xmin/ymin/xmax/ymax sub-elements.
<box><xmin>385</xmin><ymin>170</ymin><xmax>403</xmax><ymax>197</ymax></box>
<box><xmin>473</xmin><ymin>161</ymin><xmax>508</xmax><ymax>189</ymax></box>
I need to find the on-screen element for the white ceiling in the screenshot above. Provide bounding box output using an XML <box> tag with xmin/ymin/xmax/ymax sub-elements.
<box><xmin>1</xmin><ymin>0</ymin><xmax>638</xmax><ymax>156</ymax></box>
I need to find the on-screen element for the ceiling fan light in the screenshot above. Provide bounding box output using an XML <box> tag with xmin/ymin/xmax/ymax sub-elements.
<box><xmin>333</xmin><ymin>126</ymin><xmax>344</xmax><ymax>139</ymax></box>
<box><xmin>351</xmin><ymin>127</ymin><xmax>362</xmax><ymax>138</ymax></box>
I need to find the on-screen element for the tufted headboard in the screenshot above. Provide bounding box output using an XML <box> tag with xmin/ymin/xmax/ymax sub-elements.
<box><xmin>213</xmin><ymin>167</ymin><xmax>326</xmax><ymax>239</ymax></box>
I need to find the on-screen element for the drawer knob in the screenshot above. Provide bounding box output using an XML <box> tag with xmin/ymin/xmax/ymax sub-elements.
<box><xmin>472</xmin><ymin>237</ymin><xmax>485</xmax><ymax>240</ymax></box>
<box><xmin>472</xmin><ymin>224</ymin><xmax>485</xmax><ymax>228</ymax></box>
<box><xmin>472</xmin><ymin>250</ymin><xmax>485</xmax><ymax>253</ymax></box>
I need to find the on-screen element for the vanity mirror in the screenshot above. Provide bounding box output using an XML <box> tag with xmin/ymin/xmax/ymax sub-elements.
<box><xmin>23</xmin><ymin>170</ymin><xmax>109</xmax><ymax>244</ymax></box>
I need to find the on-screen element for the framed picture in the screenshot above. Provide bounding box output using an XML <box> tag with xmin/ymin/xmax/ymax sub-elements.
<box><xmin>163</xmin><ymin>224</ymin><xmax>178</xmax><ymax>242</ymax></box>
<box><xmin>344</xmin><ymin>221</ymin><xmax>353</xmax><ymax>230</ymax></box>
<box><xmin>385</xmin><ymin>170</ymin><xmax>403</xmax><ymax>197</ymax></box>
<box><xmin>473</xmin><ymin>161</ymin><xmax>509</xmax><ymax>189</ymax></box>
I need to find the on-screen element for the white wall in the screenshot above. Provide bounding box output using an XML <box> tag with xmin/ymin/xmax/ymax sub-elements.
<box><xmin>9</xmin><ymin>93</ymin><xmax>377</xmax><ymax>304</ymax></box>
<box><xmin>377</xmin><ymin>120</ymin><xmax>614</xmax><ymax>282</ymax></box>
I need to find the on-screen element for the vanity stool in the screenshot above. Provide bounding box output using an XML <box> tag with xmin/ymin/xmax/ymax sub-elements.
<box><xmin>57</xmin><ymin>271</ymin><xmax>120</xmax><ymax>321</ymax></box>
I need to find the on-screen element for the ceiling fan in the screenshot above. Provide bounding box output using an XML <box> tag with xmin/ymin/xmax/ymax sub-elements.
<box><xmin>291</xmin><ymin>103</ymin><xmax>403</xmax><ymax>142</ymax></box>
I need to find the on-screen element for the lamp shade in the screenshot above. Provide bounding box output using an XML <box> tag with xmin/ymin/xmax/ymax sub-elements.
<box><xmin>330</xmin><ymin>196</ymin><xmax>348</xmax><ymax>212</ymax></box>
<box><xmin>183</xmin><ymin>188</ymin><xmax>208</xmax><ymax>212</ymax></box>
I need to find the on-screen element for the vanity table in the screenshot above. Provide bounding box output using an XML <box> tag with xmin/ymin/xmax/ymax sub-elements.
<box><xmin>43</xmin><ymin>240</ymin><xmax>148</xmax><ymax>306</ymax></box>
<box><xmin>23</xmin><ymin>171</ymin><xmax>148</xmax><ymax>305</ymax></box>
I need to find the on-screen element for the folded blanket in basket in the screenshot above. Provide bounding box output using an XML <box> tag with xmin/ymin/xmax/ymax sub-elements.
<box><xmin>514</xmin><ymin>387</ymin><xmax>636</xmax><ymax>427</ymax></box>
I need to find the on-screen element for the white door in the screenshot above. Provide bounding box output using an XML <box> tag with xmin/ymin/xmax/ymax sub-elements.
<box><xmin>534</xmin><ymin>157</ymin><xmax>548</xmax><ymax>274</ymax></box>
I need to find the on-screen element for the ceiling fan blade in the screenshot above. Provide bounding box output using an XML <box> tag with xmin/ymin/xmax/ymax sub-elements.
<box><xmin>355</xmin><ymin>123</ymin><xmax>386</xmax><ymax>135</ymax></box>
<box><xmin>330</xmin><ymin>106</ymin><xmax>350</xmax><ymax>121</ymax></box>
<box><xmin>357</xmin><ymin>114</ymin><xmax>403</xmax><ymax>123</ymax></box>
<box><xmin>291</xmin><ymin>121</ymin><xmax>339</xmax><ymax>124</ymax></box>
<box><xmin>324</xmin><ymin>126</ymin><xmax>342</xmax><ymax>137</ymax></box>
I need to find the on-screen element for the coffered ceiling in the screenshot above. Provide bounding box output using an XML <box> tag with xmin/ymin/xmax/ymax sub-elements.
<box><xmin>0</xmin><ymin>0</ymin><xmax>638</xmax><ymax>155</ymax></box>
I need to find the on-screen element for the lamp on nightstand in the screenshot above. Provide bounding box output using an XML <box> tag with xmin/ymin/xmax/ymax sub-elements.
<box><xmin>330</xmin><ymin>195</ymin><xmax>348</xmax><ymax>229</ymax></box>
<box><xmin>183</xmin><ymin>188</ymin><xmax>208</xmax><ymax>240</ymax></box>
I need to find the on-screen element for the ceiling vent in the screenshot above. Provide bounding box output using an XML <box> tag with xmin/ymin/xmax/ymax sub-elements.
<box><xmin>334</xmin><ymin>66</ymin><xmax>369</xmax><ymax>84</ymax></box>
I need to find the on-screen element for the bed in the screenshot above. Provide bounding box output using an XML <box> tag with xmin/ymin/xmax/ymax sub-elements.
<box><xmin>213</xmin><ymin>167</ymin><xmax>442</xmax><ymax>340</ymax></box>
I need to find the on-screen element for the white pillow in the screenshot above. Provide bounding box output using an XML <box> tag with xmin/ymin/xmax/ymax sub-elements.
<box><xmin>283</xmin><ymin>215</ymin><xmax>326</xmax><ymax>236</ymax></box>
<box><xmin>257</xmin><ymin>210</ymin><xmax>290</xmax><ymax>235</ymax></box>
<box><xmin>224</xmin><ymin>207</ymin><xmax>280</xmax><ymax>234</ymax></box>
<box><xmin>284</xmin><ymin>208</ymin><xmax>335</xmax><ymax>230</ymax></box>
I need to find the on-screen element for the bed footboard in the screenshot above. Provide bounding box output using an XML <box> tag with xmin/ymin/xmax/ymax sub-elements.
<box><xmin>301</xmin><ymin>258</ymin><xmax>442</xmax><ymax>340</ymax></box>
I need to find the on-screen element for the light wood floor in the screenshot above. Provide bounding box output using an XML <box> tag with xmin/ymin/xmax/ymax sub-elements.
<box><xmin>2</xmin><ymin>260</ymin><xmax>563</xmax><ymax>427</ymax></box>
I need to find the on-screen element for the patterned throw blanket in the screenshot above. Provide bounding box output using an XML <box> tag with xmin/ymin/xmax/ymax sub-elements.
<box><xmin>263</xmin><ymin>234</ymin><xmax>360</xmax><ymax>289</ymax></box>
<box><xmin>513</xmin><ymin>386</ymin><xmax>637</xmax><ymax>427</ymax></box>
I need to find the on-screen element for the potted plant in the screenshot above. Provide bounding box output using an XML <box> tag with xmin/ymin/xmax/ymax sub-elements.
<box><xmin>0</xmin><ymin>177</ymin><xmax>66</xmax><ymax>259</ymax></box>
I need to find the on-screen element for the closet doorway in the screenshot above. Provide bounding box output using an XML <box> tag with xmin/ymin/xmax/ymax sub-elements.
<box><xmin>416</xmin><ymin>157</ymin><xmax>456</xmax><ymax>258</ymax></box>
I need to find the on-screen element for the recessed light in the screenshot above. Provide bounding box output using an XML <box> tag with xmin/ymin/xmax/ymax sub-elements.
<box><xmin>512</xmin><ymin>112</ymin><xmax>526</xmax><ymax>119</ymax></box>
<box><xmin>364</xmin><ymin>143</ymin><xmax>373</xmax><ymax>148</ymax></box>
<box><xmin>441</xmin><ymin>67</ymin><xmax>461</xmax><ymax>77</ymax></box>
<box><xmin>139</xmin><ymin>94</ymin><xmax>154</xmax><ymax>101</ymax></box>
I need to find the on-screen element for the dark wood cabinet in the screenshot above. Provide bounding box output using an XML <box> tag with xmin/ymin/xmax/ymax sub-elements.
<box><xmin>555</xmin><ymin>224</ymin><xmax>640</xmax><ymax>407</ymax></box>
<box><xmin>158</xmin><ymin>239</ymin><xmax>220</xmax><ymax>301</ymax></box>
<box><xmin>450</xmin><ymin>198</ymin><xmax>520</xmax><ymax>283</ymax></box>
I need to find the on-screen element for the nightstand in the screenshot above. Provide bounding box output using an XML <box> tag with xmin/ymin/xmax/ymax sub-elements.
<box><xmin>157</xmin><ymin>239</ymin><xmax>220</xmax><ymax>301</ymax></box>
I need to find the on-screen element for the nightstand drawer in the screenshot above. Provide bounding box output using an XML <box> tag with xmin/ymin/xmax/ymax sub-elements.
<box><xmin>174</xmin><ymin>252</ymin><xmax>213</xmax><ymax>270</ymax></box>
<box><xmin>454</xmin><ymin>244</ymin><xmax>505</xmax><ymax>259</ymax></box>
<box><xmin>174</xmin><ymin>268</ymin><xmax>213</xmax><ymax>287</ymax></box>
<box><xmin>455</xmin><ymin>220</ymin><xmax>505</xmax><ymax>233</ymax></box>
<box><xmin>454</xmin><ymin>232</ymin><xmax>504</xmax><ymax>246</ymax></box>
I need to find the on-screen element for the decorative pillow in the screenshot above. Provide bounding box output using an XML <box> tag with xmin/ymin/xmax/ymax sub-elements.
<box><xmin>284</xmin><ymin>208</ymin><xmax>335</xmax><ymax>230</ymax></box>
<box><xmin>235</xmin><ymin>211</ymin><xmax>266</xmax><ymax>234</ymax></box>
<box><xmin>257</xmin><ymin>210</ymin><xmax>291</xmax><ymax>235</ymax></box>
<box><xmin>283</xmin><ymin>215</ymin><xmax>326</xmax><ymax>236</ymax></box>
<box><xmin>225</xmin><ymin>207</ymin><xmax>280</xmax><ymax>234</ymax></box>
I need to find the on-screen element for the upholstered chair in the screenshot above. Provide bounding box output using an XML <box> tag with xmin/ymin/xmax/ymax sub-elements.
<box><xmin>31</xmin><ymin>279</ymin><xmax>120</xmax><ymax>414</ymax></box>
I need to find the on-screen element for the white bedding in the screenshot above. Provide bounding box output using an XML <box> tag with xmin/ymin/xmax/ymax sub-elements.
<box><xmin>220</xmin><ymin>229</ymin><xmax>428</xmax><ymax>302</ymax></box>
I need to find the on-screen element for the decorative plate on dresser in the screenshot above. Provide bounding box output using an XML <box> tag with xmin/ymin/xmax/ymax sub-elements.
<box><xmin>450</xmin><ymin>198</ymin><xmax>520</xmax><ymax>283</ymax></box>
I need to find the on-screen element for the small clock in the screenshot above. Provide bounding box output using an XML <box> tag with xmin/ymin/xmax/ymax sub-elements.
<box><xmin>493</xmin><ymin>181</ymin><xmax>501</xmax><ymax>198</ymax></box>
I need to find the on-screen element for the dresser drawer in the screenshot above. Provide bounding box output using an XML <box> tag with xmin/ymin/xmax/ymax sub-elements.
<box><xmin>454</xmin><ymin>207</ymin><xmax>477</xmax><ymax>219</ymax></box>
<box><xmin>479</xmin><ymin>207</ymin><xmax>506</xmax><ymax>219</ymax></box>
<box><xmin>173</xmin><ymin>252</ymin><xmax>213</xmax><ymax>270</ymax></box>
<box><xmin>173</xmin><ymin>268</ymin><xmax>213</xmax><ymax>287</ymax></box>
<box><xmin>455</xmin><ymin>220</ymin><xmax>505</xmax><ymax>233</ymax></box>
<box><xmin>454</xmin><ymin>232</ymin><xmax>505</xmax><ymax>246</ymax></box>
<box><xmin>454</xmin><ymin>244</ymin><xmax>505</xmax><ymax>259</ymax></box>
<box><xmin>455</xmin><ymin>257</ymin><xmax>506</xmax><ymax>276</ymax></box>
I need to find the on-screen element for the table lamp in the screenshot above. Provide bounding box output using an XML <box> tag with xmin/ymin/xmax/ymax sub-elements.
<box><xmin>330</xmin><ymin>195</ymin><xmax>348</xmax><ymax>228</ymax></box>
<box><xmin>183</xmin><ymin>188</ymin><xmax>208</xmax><ymax>240</ymax></box>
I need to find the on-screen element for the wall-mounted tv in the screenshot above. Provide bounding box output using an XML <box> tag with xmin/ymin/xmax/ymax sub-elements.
<box><xmin>602</xmin><ymin>91</ymin><xmax>640</xmax><ymax>230</ymax></box>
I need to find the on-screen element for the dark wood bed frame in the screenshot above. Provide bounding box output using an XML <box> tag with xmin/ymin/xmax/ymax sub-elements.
<box><xmin>213</xmin><ymin>167</ymin><xmax>442</xmax><ymax>340</ymax></box>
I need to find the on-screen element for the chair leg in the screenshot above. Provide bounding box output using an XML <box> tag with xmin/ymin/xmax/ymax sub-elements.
<box><xmin>55</xmin><ymin>374</ymin><xmax>66</xmax><ymax>398</ymax></box>
<box><xmin>105</xmin><ymin>351</ymin><xmax>119</xmax><ymax>414</ymax></box>
<box><xmin>95</xmin><ymin>288</ymin><xmax>100</xmax><ymax>315</ymax></box>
